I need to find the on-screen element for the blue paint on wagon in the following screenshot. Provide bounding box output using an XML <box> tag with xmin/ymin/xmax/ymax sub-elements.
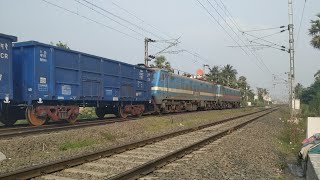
<box><xmin>12</xmin><ymin>41</ymin><xmax>152</xmax><ymax>105</ymax></box>
<box><xmin>0</xmin><ymin>33</ymin><xmax>17</xmax><ymax>101</ymax></box>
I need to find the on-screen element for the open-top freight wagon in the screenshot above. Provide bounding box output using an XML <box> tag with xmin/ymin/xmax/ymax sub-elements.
<box><xmin>0</xmin><ymin>33</ymin><xmax>17</xmax><ymax>126</ymax></box>
<box><xmin>11</xmin><ymin>41</ymin><xmax>153</xmax><ymax>126</ymax></box>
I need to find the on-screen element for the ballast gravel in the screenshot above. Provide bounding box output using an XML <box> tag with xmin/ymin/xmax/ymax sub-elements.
<box><xmin>0</xmin><ymin>108</ymin><xmax>259</xmax><ymax>174</ymax></box>
<box><xmin>142</xmin><ymin>109</ymin><xmax>287</xmax><ymax>180</ymax></box>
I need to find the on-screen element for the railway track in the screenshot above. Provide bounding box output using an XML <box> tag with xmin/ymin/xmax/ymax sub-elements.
<box><xmin>0</xmin><ymin>107</ymin><xmax>260</xmax><ymax>139</ymax></box>
<box><xmin>0</xmin><ymin>107</ymin><xmax>277</xmax><ymax>180</ymax></box>
<box><xmin>0</xmin><ymin>118</ymin><xmax>130</xmax><ymax>139</ymax></box>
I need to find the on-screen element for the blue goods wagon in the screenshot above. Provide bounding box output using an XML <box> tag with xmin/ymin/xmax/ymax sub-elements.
<box><xmin>12</xmin><ymin>41</ymin><xmax>152</xmax><ymax>126</ymax></box>
<box><xmin>0</xmin><ymin>33</ymin><xmax>17</xmax><ymax>126</ymax></box>
<box><xmin>151</xmin><ymin>69</ymin><xmax>224</xmax><ymax>113</ymax></box>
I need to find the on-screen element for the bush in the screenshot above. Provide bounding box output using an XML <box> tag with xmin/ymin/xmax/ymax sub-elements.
<box><xmin>78</xmin><ymin>107</ymin><xmax>97</xmax><ymax>119</ymax></box>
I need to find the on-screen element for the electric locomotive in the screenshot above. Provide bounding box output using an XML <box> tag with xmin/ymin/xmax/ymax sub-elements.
<box><xmin>150</xmin><ymin>69</ymin><xmax>241</xmax><ymax>113</ymax></box>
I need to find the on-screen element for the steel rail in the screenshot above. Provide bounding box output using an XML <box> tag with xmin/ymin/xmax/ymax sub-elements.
<box><xmin>0</xmin><ymin>107</ymin><xmax>260</xmax><ymax>139</ymax></box>
<box><xmin>0</xmin><ymin>118</ymin><xmax>129</xmax><ymax>139</ymax></box>
<box><xmin>0</xmin><ymin>108</ymin><xmax>273</xmax><ymax>180</ymax></box>
<box><xmin>109</xmin><ymin>108</ymin><xmax>277</xmax><ymax>180</ymax></box>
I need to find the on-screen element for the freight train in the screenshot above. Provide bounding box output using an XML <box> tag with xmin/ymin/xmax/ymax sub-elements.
<box><xmin>0</xmin><ymin>33</ymin><xmax>241</xmax><ymax>126</ymax></box>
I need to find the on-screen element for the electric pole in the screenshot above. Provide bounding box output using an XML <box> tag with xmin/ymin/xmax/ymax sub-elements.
<box><xmin>144</xmin><ymin>38</ymin><xmax>155</xmax><ymax>66</ymax></box>
<box><xmin>288</xmin><ymin>0</ymin><xmax>295</xmax><ymax>118</ymax></box>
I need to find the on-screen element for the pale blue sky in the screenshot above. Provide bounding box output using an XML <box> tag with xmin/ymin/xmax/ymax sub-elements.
<box><xmin>1</xmin><ymin>0</ymin><xmax>319</xmax><ymax>101</ymax></box>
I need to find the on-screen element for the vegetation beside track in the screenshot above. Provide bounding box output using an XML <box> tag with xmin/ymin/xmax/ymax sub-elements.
<box><xmin>276</xmin><ymin>107</ymin><xmax>307</xmax><ymax>179</ymax></box>
<box><xmin>59</xmin><ymin>139</ymin><xmax>96</xmax><ymax>151</ymax></box>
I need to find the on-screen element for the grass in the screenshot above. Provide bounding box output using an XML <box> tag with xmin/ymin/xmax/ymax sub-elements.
<box><xmin>101</xmin><ymin>132</ymin><xmax>117</xmax><ymax>141</ymax></box>
<box><xmin>275</xmin><ymin>106</ymin><xmax>307</xmax><ymax>177</ymax></box>
<box><xmin>59</xmin><ymin>139</ymin><xmax>96</xmax><ymax>151</ymax></box>
<box><xmin>277</xmin><ymin>107</ymin><xmax>307</xmax><ymax>156</ymax></box>
<box><xmin>78</xmin><ymin>107</ymin><xmax>98</xmax><ymax>119</ymax></box>
<box><xmin>141</xmin><ymin>107</ymin><xmax>260</xmax><ymax>133</ymax></box>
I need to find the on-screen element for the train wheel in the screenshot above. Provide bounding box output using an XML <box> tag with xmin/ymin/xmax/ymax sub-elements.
<box><xmin>26</xmin><ymin>107</ymin><xmax>46</xmax><ymax>126</ymax></box>
<box><xmin>117</xmin><ymin>107</ymin><xmax>128</xmax><ymax>118</ymax></box>
<box><xmin>95</xmin><ymin>108</ymin><xmax>106</xmax><ymax>119</ymax></box>
<box><xmin>0</xmin><ymin>114</ymin><xmax>17</xmax><ymax>126</ymax></box>
<box><xmin>67</xmin><ymin>115</ymin><xmax>78</xmax><ymax>124</ymax></box>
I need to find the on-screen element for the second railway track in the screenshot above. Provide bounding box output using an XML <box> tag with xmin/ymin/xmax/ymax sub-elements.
<box><xmin>0</xmin><ymin>107</ymin><xmax>277</xmax><ymax>180</ymax></box>
<box><xmin>0</xmin><ymin>107</ymin><xmax>259</xmax><ymax>139</ymax></box>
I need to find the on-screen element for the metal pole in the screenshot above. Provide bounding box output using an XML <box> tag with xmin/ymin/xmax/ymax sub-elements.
<box><xmin>144</xmin><ymin>38</ymin><xmax>148</xmax><ymax>66</ymax></box>
<box><xmin>288</xmin><ymin>0</ymin><xmax>295</xmax><ymax>118</ymax></box>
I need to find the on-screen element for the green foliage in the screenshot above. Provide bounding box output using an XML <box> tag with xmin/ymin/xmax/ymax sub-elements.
<box><xmin>206</xmin><ymin>64</ymin><xmax>240</xmax><ymax>88</ymax></box>
<box><xmin>101</xmin><ymin>132</ymin><xmax>116</xmax><ymax>141</ymax></box>
<box><xmin>150</xmin><ymin>55</ymin><xmax>173</xmax><ymax>72</ymax></box>
<box><xmin>206</xmin><ymin>64</ymin><xmax>256</xmax><ymax>105</ymax></box>
<box><xmin>300</xmin><ymin>75</ymin><xmax>320</xmax><ymax>116</ymax></box>
<box><xmin>294</xmin><ymin>83</ymin><xmax>304</xmax><ymax>99</ymax></box>
<box><xmin>78</xmin><ymin>107</ymin><xmax>97</xmax><ymax>119</ymax></box>
<box><xmin>50</xmin><ymin>41</ymin><xmax>70</xmax><ymax>50</ymax></box>
<box><xmin>309</xmin><ymin>14</ymin><xmax>320</xmax><ymax>49</ymax></box>
<box><xmin>206</xmin><ymin>65</ymin><xmax>221</xmax><ymax>83</ymax></box>
<box><xmin>59</xmin><ymin>139</ymin><xmax>96</xmax><ymax>151</ymax></box>
<box><xmin>277</xmin><ymin>108</ymin><xmax>306</xmax><ymax>156</ymax></box>
<box><xmin>256</xmin><ymin>87</ymin><xmax>268</xmax><ymax>104</ymax></box>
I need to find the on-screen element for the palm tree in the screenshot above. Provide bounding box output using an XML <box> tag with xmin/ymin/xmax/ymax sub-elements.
<box><xmin>314</xmin><ymin>70</ymin><xmax>320</xmax><ymax>81</ymax></box>
<box><xmin>151</xmin><ymin>55</ymin><xmax>173</xmax><ymax>72</ymax></box>
<box><xmin>207</xmin><ymin>65</ymin><xmax>221</xmax><ymax>83</ymax></box>
<box><xmin>309</xmin><ymin>14</ymin><xmax>320</xmax><ymax>49</ymax></box>
<box><xmin>220</xmin><ymin>64</ymin><xmax>238</xmax><ymax>87</ymax></box>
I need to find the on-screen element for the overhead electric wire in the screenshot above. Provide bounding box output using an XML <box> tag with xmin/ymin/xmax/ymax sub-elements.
<box><xmin>296</xmin><ymin>0</ymin><xmax>307</xmax><ymax>46</ymax></box>
<box><xmin>81</xmin><ymin>0</ymin><xmax>165</xmax><ymax>40</ymax></box>
<box><xmin>241</xmin><ymin>26</ymin><xmax>286</xmax><ymax>32</ymax></box>
<box><xmin>109</xmin><ymin>0</ymin><xmax>211</xmax><ymax>65</ymax></box>
<box><xmin>197</xmin><ymin>0</ymin><xmax>267</xmax><ymax>73</ymax></box>
<box><xmin>242</xmin><ymin>32</ymin><xmax>287</xmax><ymax>49</ymax></box>
<box><xmin>211</xmin><ymin>0</ymin><xmax>274</xmax><ymax>75</ymax></box>
<box><xmin>81</xmin><ymin>0</ymin><xmax>211</xmax><ymax>65</ymax></box>
<box><xmin>249</xmin><ymin>30</ymin><xmax>287</xmax><ymax>43</ymax></box>
<box><xmin>111</xmin><ymin>1</ymin><xmax>175</xmax><ymax>40</ymax></box>
<box><xmin>74</xmin><ymin>0</ymin><xmax>144</xmax><ymax>37</ymax></box>
<box><xmin>75</xmin><ymin>0</ymin><xmax>174</xmax><ymax>52</ymax></box>
<box><xmin>42</xmin><ymin>0</ymin><xmax>213</xmax><ymax>67</ymax></box>
<box><xmin>250</xmin><ymin>41</ymin><xmax>289</xmax><ymax>52</ymax></box>
<box><xmin>41</xmin><ymin>0</ymin><xmax>140</xmax><ymax>40</ymax></box>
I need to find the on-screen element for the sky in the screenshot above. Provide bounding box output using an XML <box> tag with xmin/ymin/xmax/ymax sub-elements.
<box><xmin>1</xmin><ymin>0</ymin><xmax>320</xmax><ymax>102</ymax></box>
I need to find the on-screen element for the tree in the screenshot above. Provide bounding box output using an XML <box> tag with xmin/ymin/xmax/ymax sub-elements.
<box><xmin>309</xmin><ymin>14</ymin><xmax>320</xmax><ymax>49</ymax></box>
<box><xmin>51</xmin><ymin>41</ymin><xmax>70</xmax><ymax>49</ymax></box>
<box><xmin>257</xmin><ymin>87</ymin><xmax>268</xmax><ymax>102</ymax></box>
<box><xmin>314</xmin><ymin>70</ymin><xmax>320</xmax><ymax>81</ymax></box>
<box><xmin>237</xmin><ymin>76</ymin><xmax>248</xmax><ymax>102</ymax></box>
<box><xmin>294</xmin><ymin>83</ymin><xmax>304</xmax><ymax>99</ymax></box>
<box><xmin>237</xmin><ymin>76</ymin><xmax>247</xmax><ymax>90</ymax></box>
<box><xmin>150</xmin><ymin>55</ymin><xmax>173</xmax><ymax>72</ymax></box>
<box><xmin>220</xmin><ymin>64</ymin><xmax>238</xmax><ymax>88</ymax></box>
<box><xmin>207</xmin><ymin>66</ymin><xmax>221</xmax><ymax>83</ymax></box>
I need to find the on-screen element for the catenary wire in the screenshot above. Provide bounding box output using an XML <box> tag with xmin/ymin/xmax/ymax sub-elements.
<box><xmin>296</xmin><ymin>0</ymin><xmax>307</xmax><ymax>46</ymax></box>
<box><xmin>197</xmin><ymin>0</ymin><xmax>267</xmax><ymax>73</ymax></box>
<box><xmin>41</xmin><ymin>0</ymin><xmax>140</xmax><ymax>40</ymax></box>
<box><xmin>211</xmin><ymin>0</ymin><xmax>274</xmax><ymax>74</ymax></box>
